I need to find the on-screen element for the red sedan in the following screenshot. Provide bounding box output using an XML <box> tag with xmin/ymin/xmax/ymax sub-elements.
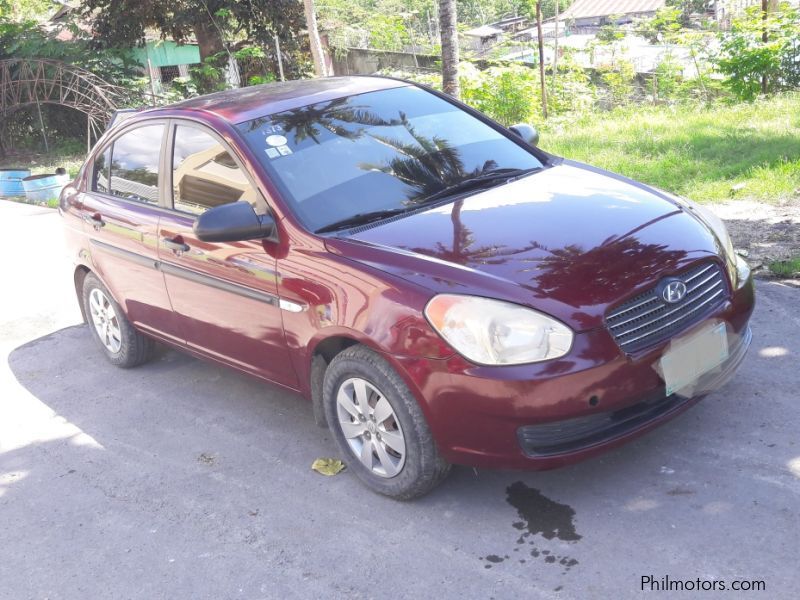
<box><xmin>60</xmin><ymin>77</ymin><xmax>754</xmax><ymax>498</ymax></box>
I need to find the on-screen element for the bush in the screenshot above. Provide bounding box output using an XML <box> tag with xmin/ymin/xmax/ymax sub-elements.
<box><xmin>460</xmin><ymin>63</ymin><xmax>539</xmax><ymax>125</ymax></box>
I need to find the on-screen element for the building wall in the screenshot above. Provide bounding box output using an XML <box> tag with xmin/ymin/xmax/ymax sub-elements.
<box><xmin>129</xmin><ymin>41</ymin><xmax>201</xmax><ymax>69</ymax></box>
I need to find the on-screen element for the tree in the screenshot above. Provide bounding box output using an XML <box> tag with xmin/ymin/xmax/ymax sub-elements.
<box><xmin>303</xmin><ymin>0</ymin><xmax>330</xmax><ymax>76</ymax></box>
<box><xmin>438</xmin><ymin>0</ymin><xmax>459</xmax><ymax>97</ymax></box>
<box><xmin>716</xmin><ymin>2</ymin><xmax>800</xmax><ymax>99</ymax></box>
<box><xmin>666</xmin><ymin>0</ymin><xmax>712</xmax><ymax>26</ymax></box>
<box><xmin>78</xmin><ymin>1</ymin><xmax>305</xmax><ymax>67</ymax></box>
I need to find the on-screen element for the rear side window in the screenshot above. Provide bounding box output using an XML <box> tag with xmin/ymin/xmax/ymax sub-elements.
<box><xmin>171</xmin><ymin>125</ymin><xmax>257</xmax><ymax>215</ymax></box>
<box><xmin>92</xmin><ymin>147</ymin><xmax>110</xmax><ymax>193</ymax></box>
<box><xmin>108</xmin><ymin>124</ymin><xmax>164</xmax><ymax>205</ymax></box>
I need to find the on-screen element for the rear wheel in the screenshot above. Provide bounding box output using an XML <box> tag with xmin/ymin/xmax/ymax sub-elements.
<box><xmin>82</xmin><ymin>273</ymin><xmax>154</xmax><ymax>368</ymax></box>
<box><xmin>323</xmin><ymin>345</ymin><xmax>450</xmax><ymax>499</ymax></box>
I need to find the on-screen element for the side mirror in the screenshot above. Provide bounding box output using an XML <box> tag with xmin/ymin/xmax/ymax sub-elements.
<box><xmin>509</xmin><ymin>123</ymin><xmax>540</xmax><ymax>147</ymax></box>
<box><xmin>194</xmin><ymin>202</ymin><xmax>277</xmax><ymax>243</ymax></box>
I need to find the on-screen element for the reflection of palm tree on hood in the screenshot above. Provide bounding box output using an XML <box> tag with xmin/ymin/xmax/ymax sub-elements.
<box><xmin>360</xmin><ymin>112</ymin><xmax>497</xmax><ymax>202</ymax></box>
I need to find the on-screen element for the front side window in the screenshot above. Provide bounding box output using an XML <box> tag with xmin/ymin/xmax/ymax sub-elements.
<box><xmin>238</xmin><ymin>85</ymin><xmax>544</xmax><ymax>233</ymax></box>
<box><xmin>171</xmin><ymin>125</ymin><xmax>258</xmax><ymax>215</ymax></box>
<box><xmin>109</xmin><ymin>124</ymin><xmax>164</xmax><ymax>205</ymax></box>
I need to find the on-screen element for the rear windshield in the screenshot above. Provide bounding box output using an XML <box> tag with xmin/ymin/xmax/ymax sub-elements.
<box><xmin>237</xmin><ymin>85</ymin><xmax>543</xmax><ymax>232</ymax></box>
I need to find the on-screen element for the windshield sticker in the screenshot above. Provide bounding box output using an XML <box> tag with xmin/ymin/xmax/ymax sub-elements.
<box><xmin>277</xmin><ymin>145</ymin><xmax>293</xmax><ymax>156</ymax></box>
<box><xmin>266</xmin><ymin>134</ymin><xmax>288</xmax><ymax>147</ymax></box>
<box><xmin>265</xmin><ymin>147</ymin><xmax>280</xmax><ymax>159</ymax></box>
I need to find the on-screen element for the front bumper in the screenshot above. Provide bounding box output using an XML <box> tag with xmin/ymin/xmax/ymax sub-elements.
<box><xmin>517</xmin><ymin>325</ymin><xmax>751</xmax><ymax>457</ymax></box>
<box><xmin>392</xmin><ymin>275</ymin><xmax>755</xmax><ymax>470</ymax></box>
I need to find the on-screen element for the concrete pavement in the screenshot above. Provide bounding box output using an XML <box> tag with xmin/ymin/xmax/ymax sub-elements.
<box><xmin>1</xmin><ymin>199</ymin><xmax>798</xmax><ymax>599</ymax></box>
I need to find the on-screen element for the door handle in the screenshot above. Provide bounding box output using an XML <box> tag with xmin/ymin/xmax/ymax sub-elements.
<box><xmin>83</xmin><ymin>213</ymin><xmax>105</xmax><ymax>229</ymax></box>
<box><xmin>162</xmin><ymin>237</ymin><xmax>190</xmax><ymax>253</ymax></box>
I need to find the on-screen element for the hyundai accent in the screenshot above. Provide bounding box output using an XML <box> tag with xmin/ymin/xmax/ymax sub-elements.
<box><xmin>60</xmin><ymin>76</ymin><xmax>754</xmax><ymax>499</ymax></box>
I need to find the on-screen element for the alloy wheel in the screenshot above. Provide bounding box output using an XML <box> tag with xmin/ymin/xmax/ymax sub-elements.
<box><xmin>88</xmin><ymin>288</ymin><xmax>122</xmax><ymax>354</ymax></box>
<box><xmin>335</xmin><ymin>377</ymin><xmax>406</xmax><ymax>478</ymax></box>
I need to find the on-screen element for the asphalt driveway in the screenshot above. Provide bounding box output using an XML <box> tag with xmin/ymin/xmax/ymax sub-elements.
<box><xmin>1</xmin><ymin>200</ymin><xmax>798</xmax><ymax>599</ymax></box>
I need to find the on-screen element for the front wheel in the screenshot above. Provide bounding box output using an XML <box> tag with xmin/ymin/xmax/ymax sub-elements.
<box><xmin>323</xmin><ymin>345</ymin><xmax>451</xmax><ymax>499</ymax></box>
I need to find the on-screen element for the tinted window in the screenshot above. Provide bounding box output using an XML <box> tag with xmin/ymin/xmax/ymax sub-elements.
<box><xmin>109</xmin><ymin>124</ymin><xmax>164</xmax><ymax>204</ymax></box>
<box><xmin>171</xmin><ymin>125</ymin><xmax>256</xmax><ymax>215</ymax></box>
<box><xmin>93</xmin><ymin>147</ymin><xmax>110</xmax><ymax>193</ymax></box>
<box><xmin>238</xmin><ymin>86</ymin><xmax>543</xmax><ymax>232</ymax></box>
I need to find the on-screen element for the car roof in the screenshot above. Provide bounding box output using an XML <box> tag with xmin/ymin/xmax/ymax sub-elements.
<box><xmin>148</xmin><ymin>76</ymin><xmax>410</xmax><ymax>125</ymax></box>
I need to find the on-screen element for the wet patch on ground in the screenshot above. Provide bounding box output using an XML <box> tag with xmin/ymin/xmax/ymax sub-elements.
<box><xmin>479</xmin><ymin>482</ymin><xmax>581</xmax><ymax>574</ymax></box>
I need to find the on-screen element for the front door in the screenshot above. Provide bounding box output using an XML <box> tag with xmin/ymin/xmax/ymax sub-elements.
<box><xmin>80</xmin><ymin>122</ymin><xmax>179</xmax><ymax>342</ymax></box>
<box><xmin>157</xmin><ymin>122</ymin><xmax>298</xmax><ymax>388</ymax></box>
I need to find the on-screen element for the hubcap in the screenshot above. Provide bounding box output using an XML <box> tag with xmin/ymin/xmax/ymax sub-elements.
<box><xmin>88</xmin><ymin>288</ymin><xmax>122</xmax><ymax>354</ymax></box>
<box><xmin>335</xmin><ymin>377</ymin><xmax>406</xmax><ymax>478</ymax></box>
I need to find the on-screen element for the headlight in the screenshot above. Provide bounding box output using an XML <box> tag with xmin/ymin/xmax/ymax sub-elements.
<box><xmin>424</xmin><ymin>294</ymin><xmax>574</xmax><ymax>365</ymax></box>
<box><xmin>658</xmin><ymin>190</ymin><xmax>738</xmax><ymax>285</ymax></box>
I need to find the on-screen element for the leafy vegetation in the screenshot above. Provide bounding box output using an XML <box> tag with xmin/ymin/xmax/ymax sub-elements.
<box><xmin>717</xmin><ymin>3</ymin><xmax>800</xmax><ymax>100</ymax></box>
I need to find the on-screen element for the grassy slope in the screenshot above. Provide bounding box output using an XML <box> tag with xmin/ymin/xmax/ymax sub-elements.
<box><xmin>541</xmin><ymin>94</ymin><xmax>800</xmax><ymax>204</ymax></box>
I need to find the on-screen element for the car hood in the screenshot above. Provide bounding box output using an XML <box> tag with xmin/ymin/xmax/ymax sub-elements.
<box><xmin>324</xmin><ymin>161</ymin><xmax>723</xmax><ymax>332</ymax></box>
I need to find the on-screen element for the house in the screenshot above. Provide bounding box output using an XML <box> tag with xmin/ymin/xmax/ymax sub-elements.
<box><xmin>561</xmin><ymin>0</ymin><xmax>667</xmax><ymax>32</ymax></box>
<box><xmin>463</xmin><ymin>25</ymin><xmax>505</xmax><ymax>54</ymax></box>
<box><xmin>463</xmin><ymin>14</ymin><xmax>530</xmax><ymax>55</ymax></box>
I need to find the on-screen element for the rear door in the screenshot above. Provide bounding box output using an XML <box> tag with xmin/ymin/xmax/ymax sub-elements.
<box><xmin>79</xmin><ymin>122</ymin><xmax>179</xmax><ymax>342</ymax></box>
<box><xmin>156</xmin><ymin>120</ymin><xmax>298</xmax><ymax>388</ymax></box>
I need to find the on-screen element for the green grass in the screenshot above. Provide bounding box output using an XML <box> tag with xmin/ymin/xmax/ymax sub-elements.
<box><xmin>541</xmin><ymin>94</ymin><xmax>800</xmax><ymax>203</ymax></box>
<box><xmin>769</xmin><ymin>257</ymin><xmax>800</xmax><ymax>278</ymax></box>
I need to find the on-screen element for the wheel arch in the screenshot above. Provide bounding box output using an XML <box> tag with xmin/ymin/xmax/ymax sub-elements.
<box><xmin>74</xmin><ymin>265</ymin><xmax>92</xmax><ymax>322</ymax></box>
<box><xmin>308</xmin><ymin>335</ymin><xmax>361</xmax><ymax>428</ymax></box>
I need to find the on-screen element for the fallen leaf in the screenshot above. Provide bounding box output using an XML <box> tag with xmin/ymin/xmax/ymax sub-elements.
<box><xmin>311</xmin><ymin>458</ymin><xmax>346</xmax><ymax>476</ymax></box>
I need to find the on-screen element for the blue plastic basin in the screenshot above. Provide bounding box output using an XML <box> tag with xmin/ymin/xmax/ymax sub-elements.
<box><xmin>0</xmin><ymin>168</ymin><xmax>32</xmax><ymax>197</ymax></box>
<box><xmin>22</xmin><ymin>173</ymin><xmax>70</xmax><ymax>203</ymax></box>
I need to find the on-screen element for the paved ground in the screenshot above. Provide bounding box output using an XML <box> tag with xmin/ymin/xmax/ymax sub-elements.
<box><xmin>1</xmin><ymin>199</ymin><xmax>798</xmax><ymax>599</ymax></box>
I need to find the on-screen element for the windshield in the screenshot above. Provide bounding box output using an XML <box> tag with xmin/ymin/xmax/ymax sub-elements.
<box><xmin>237</xmin><ymin>85</ymin><xmax>544</xmax><ymax>233</ymax></box>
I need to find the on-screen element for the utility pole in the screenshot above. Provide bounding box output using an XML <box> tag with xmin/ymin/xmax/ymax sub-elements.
<box><xmin>761</xmin><ymin>0</ymin><xmax>769</xmax><ymax>94</ymax></box>
<box><xmin>552</xmin><ymin>0</ymin><xmax>559</xmax><ymax>92</ymax></box>
<box><xmin>536</xmin><ymin>1</ymin><xmax>548</xmax><ymax>118</ymax></box>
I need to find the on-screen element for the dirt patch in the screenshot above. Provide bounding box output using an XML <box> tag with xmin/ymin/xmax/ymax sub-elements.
<box><xmin>710</xmin><ymin>199</ymin><xmax>800</xmax><ymax>279</ymax></box>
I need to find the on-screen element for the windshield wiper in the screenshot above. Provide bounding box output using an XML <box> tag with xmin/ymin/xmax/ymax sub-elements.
<box><xmin>421</xmin><ymin>167</ymin><xmax>539</xmax><ymax>204</ymax></box>
<box><xmin>315</xmin><ymin>207</ymin><xmax>409</xmax><ymax>234</ymax></box>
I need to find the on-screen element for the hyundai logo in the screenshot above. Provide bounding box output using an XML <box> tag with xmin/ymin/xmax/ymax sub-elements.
<box><xmin>662</xmin><ymin>280</ymin><xmax>687</xmax><ymax>304</ymax></box>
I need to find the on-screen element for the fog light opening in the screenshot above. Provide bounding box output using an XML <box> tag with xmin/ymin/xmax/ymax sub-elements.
<box><xmin>589</xmin><ymin>395</ymin><xmax>600</xmax><ymax>407</ymax></box>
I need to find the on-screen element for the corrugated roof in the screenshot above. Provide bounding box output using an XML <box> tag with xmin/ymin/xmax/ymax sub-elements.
<box><xmin>562</xmin><ymin>0</ymin><xmax>666</xmax><ymax>20</ymax></box>
<box><xmin>464</xmin><ymin>25</ymin><xmax>504</xmax><ymax>38</ymax></box>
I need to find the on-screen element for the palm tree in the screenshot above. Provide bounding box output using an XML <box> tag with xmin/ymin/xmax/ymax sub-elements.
<box><xmin>438</xmin><ymin>0</ymin><xmax>460</xmax><ymax>97</ymax></box>
<box><xmin>303</xmin><ymin>0</ymin><xmax>330</xmax><ymax>77</ymax></box>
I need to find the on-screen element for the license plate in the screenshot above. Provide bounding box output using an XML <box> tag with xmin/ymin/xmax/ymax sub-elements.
<box><xmin>660</xmin><ymin>322</ymin><xmax>729</xmax><ymax>396</ymax></box>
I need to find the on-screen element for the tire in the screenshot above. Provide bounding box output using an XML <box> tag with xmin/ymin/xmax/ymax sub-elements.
<box><xmin>82</xmin><ymin>272</ymin><xmax>154</xmax><ymax>368</ymax></box>
<box><xmin>323</xmin><ymin>344</ymin><xmax>451</xmax><ymax>499</ymax></box>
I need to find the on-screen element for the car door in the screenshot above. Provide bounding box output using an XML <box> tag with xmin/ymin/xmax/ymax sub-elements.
<box><xmin>157</xmin><ymin>120</ymin><xmax>298</xmax><ymax>388</ymax></box>
<box><xmin>79</xmin><ymin>122</ymin><xmax>180</xmax><ymax>342</ymax></box>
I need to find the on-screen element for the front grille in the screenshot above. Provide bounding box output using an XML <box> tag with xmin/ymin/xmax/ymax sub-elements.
<box><xmin>606</xmin><ymin>262</ymin><xmax>727</xmax><ymax>353</ymax></box>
